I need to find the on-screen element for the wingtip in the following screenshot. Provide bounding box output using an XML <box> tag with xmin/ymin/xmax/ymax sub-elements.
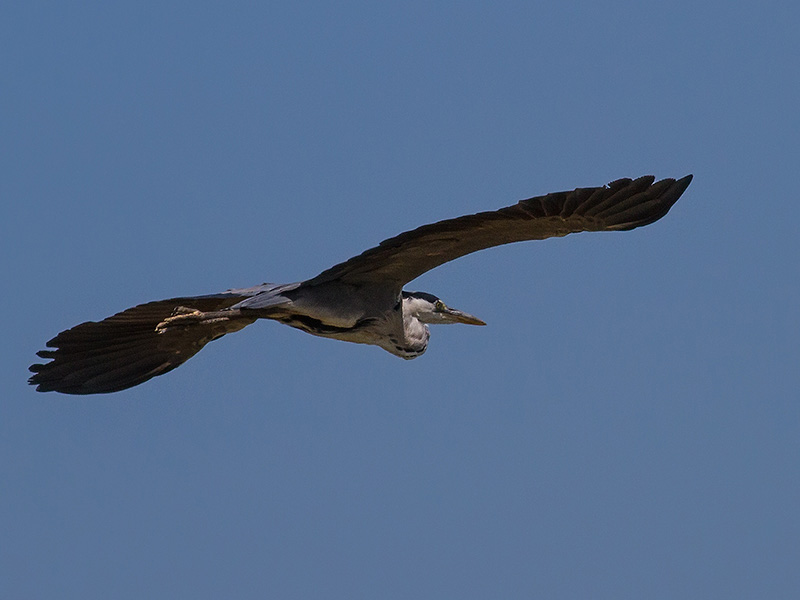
<box><xmin>676</xmin><ymin>173</ymin><xmax>693</xmax><ymax>190</ymax></box>
<box><xmin>665</xmin><ymin>173</ymin><xmax>694</xmax><ymax>205</ymax></box>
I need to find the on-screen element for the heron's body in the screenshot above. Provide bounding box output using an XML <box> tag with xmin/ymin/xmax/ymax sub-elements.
<box><xmin>229</xmin><ymin>282</ymin><xmax>421</xmax><ymax>357</ymax></box>
<box><xmin>29</xmin><ymin>175</ymin><xmax>692</xmax><ymax>394</ymax></box>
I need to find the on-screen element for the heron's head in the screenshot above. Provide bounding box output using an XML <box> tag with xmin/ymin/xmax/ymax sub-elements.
<box><xmin>401</xmin><ymin>291</ymin><xmax>486</xmax><ymax>326</ymax></box>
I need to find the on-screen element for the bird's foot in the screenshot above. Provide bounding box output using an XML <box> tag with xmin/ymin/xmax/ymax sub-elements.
<box><xmin>155</xmin><ymin>307</ymin><xmax>204</xmax><ymax>332</ymax></box>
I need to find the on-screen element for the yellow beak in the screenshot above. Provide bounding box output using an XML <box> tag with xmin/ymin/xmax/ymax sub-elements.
<box><xmin>446</xmin><ymin>308</ymin><xmax>487</xmax><ymax>326</ymax></box>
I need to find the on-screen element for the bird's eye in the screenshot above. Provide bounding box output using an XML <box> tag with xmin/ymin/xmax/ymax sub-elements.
<box><xmin>434</xmin><ymin>300</ymin><xmax>446</xmax><ymax>311</ymax></box>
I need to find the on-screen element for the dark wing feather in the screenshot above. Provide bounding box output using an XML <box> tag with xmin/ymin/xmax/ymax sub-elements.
<box><xmin>28</xmin><ymin>293</ymin><xmax>254</xmax><ymax>394</ymax></box>
<box><xmin>305</xmin><ymin>175</ymin><xmax>692</xmax><ymax>287</ymax></box>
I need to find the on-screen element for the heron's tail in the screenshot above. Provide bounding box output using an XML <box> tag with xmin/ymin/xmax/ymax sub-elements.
<box><xmin>29</xmin><ymin>293</ymin><xmax>256</xmax><ymax>395</ymax></box>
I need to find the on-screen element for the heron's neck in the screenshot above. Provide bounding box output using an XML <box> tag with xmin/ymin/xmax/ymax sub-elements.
<box><xmin>400</xmin><ymin>310</ymin><xmax>430</xmax><ymax>356</ymax></box>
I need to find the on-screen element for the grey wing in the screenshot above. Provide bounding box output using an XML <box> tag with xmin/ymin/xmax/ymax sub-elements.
<box><xmin>305</xmin><ymin>175</ymin><xmax>692</xmax><ymax>288</ymax></box>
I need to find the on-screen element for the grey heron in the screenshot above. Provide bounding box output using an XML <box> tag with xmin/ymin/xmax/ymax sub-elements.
<box><xmin>29</xmin><ymin>174</ymin><xmax>692</xmax><ymax>394</ymax></box>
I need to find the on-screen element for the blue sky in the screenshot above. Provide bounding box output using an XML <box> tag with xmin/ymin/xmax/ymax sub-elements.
<box><xmin>2</xmin><ymin>1</ymin><xmax>799</xmax><ymax>598</ymax></box>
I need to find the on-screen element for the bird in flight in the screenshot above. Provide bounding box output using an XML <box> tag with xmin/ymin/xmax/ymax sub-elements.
<box><xmin>29</xmin><ymin>174</ymin><xmax>692</xmax><ymax>394</ymax></box>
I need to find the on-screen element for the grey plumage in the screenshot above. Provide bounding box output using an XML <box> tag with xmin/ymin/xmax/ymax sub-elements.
<box><xmin>29</xmin><ymin>174</ymin><xmax>692</xmax><ymax>394</ymax></box>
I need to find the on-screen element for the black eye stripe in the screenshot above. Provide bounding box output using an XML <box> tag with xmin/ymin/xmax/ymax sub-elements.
<box><xmin>403</xmin><ymin>291</ymin><xmax>440</xmax><ymax>304</ymax></box>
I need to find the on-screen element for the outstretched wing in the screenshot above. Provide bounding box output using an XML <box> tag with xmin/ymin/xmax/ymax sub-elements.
<box><xmin>305</xmin><ymin>175</ymin><xmax>692</xmax><ymax>288</ymax></box>
<box><xmin>29</xmin><ymin>291</ymin><xmax>259</xmax><ymax>394</ymax></box>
